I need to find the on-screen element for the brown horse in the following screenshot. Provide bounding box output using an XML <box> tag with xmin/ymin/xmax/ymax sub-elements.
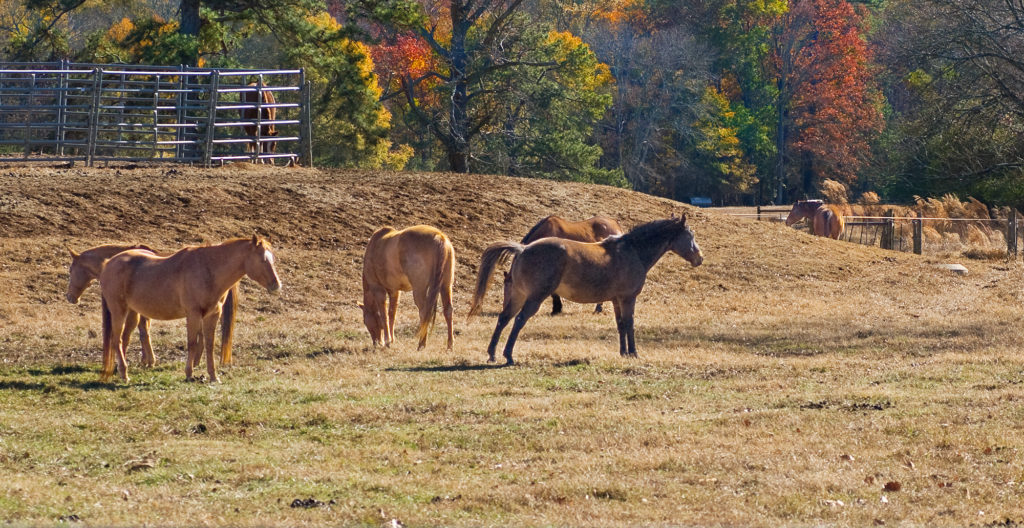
<box><xmin>100</xmin><ymin>236</ymin><xmax>280</xmax><ymax>383</ymax></box>
<box><xmin>472</xmin><ymin>215</ymin><xmax>703</xmax><ymax>365</ymax></box>
<box><xmin>516</xmin><ymin>215</ymin><xmax>623</xmax><ymax>315</ymax></box>
<box><xmin>66</xmin><ymin>243</ymin><xmax>240</xmax><ymax>368</ymax></box>
<box><xmin>785</xmin><ymin>200</ymin><xmax>845</xmax><ymax>239</ymax></box>
<box><xmin>241</xmin><ymin>83</ymin><xmax>279</xmax><ymax>163</ymax></box>
<box><xmin>360</xmin><ymin>225</ymin><xmax>456</xmax><ymax>351</ymax></box>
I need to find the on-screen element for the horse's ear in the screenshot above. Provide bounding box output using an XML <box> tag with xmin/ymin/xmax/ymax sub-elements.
<box><xmin>66</xmin><ymin>245</ymin><xmax>79</xmax><ymax>259</ymax></box>
<box><xmin>251</xmin><ymin>234</ymin><xmax>259</xmax><ymax>245</ymax></box>
<box><xmin>357</xmin><ymin>301</ymin><xmax>364</xmax><ymax>309</ymax></box>
<box><xmin>680</xmin><ymin>214</ymin><xmax>687</xmax><ymax>225</ymax></box>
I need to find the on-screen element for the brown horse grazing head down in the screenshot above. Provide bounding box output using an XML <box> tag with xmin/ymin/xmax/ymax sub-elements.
<box><xmin>360</xmin><ymin>225</ymin><xmax>456</xmax><ymax>351</ymax></box>
<box><xmin>785</xmin><ymin>200</ymin><xmax>845</xmax><ymax>239</ymax></box>
<box><xmin>516</xmin><ymin>215</ymin><xmax>624</xmax><ymax>315</ymax></box>
<box><xmin>99</xmin><ymin>235</ymin><xmax>280</xmax><ymax>383</ymax></box>
<box><xmin>66</xmin><ymin>244</ymin><xmax>155</xmax><ymax>304</ymax></box>
<box><xmin>473</xmin><ymin>215</ymin><xmax>702</xmax><ymax>365</ymax></box>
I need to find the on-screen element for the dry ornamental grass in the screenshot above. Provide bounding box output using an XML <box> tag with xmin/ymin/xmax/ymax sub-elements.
<box><xmin>0</xmin><ymin>164</ymin><xmax>1023</xmax><ymax>526</ymax></box>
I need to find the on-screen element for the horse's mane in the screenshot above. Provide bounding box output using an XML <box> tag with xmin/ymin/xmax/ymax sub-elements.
<box><xmin>620</xmin><ymin>218</ymin><xmax>687</xmax><ymax>246</ymax></box>
<box><xmin>520</xmin><ymin>216</ymin><xmax>555</xmax><ymax>244</ymax></box>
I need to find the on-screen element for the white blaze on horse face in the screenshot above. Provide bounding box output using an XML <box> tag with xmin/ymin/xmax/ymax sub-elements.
<box><xmin>263</xmin><ymin>249</ymin><xmax>275</xmax><ymax>265</ymax></box>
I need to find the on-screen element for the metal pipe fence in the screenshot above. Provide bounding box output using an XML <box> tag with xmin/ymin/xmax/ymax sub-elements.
<box><xmin>0</xmin><ymin>61</ymin><xmax>313</xmax><ymax>167</ymax></box>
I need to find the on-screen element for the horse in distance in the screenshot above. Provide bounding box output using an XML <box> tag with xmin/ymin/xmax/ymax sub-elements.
<box><xmin>360</xmin><ymin>225</ymin><xmax>456</xmax><ymax>351</ymax></box>
<box><xmin>514</xmin><ymin>215</ymin><xmax>623</xmax><ymax>315</ymax></box>
<box><xmin>99</xmin><ymin>236</ymin><xmax>280</xmax><ymax>383</ymax></box>
<box><xmin>241</xmin><ymin>83</ymin><xmax>279</xmax><ymax>163</ymax></box>
<box><xmin>785</xmin><ymin>200</ymin><xmax>845</xmax><ymax>239</ymax></box>
<box><xmin>66</xmin><ymin>243</ymin><xmax>240</xmax><ymax>368</ymax></box>
<box><xmin>472</xmin><ymin>215</ymin><xmax>703</xmax><ymax>365</ymax></box>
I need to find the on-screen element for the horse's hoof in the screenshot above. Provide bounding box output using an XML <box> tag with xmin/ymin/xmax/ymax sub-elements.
<box><xmin>504</xmin><ymin>359</ymin><xmax>515</xmax><ymax>367</ymax></box>
<box><xmin>487</xmin><ymin>355</ymin><xmax>496</xmax><ymax>363</ymax></box>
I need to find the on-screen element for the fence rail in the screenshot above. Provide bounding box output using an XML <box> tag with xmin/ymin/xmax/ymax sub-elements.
<box><xmin>0</xmin><ymin>61</ymin><xmax>313</xmax><ymax>167</ymax></box>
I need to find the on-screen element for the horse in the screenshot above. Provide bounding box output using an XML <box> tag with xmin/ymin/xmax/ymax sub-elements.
<box><xmin>511</xmin><ymin>215</ymin><xmax>623</xmax><ymax>316</ymax></box>
<box><xmin>99</xmin><ymin>236</ymin><xmax>280</xmax><ymax>383</ymax></box>
<box><xmin>241</xmin><ymin>83</ymin><xmax>279</xmax><ymax>163</ymax></box>
<box><xmin>360</xmin><ymin>225</ymin><xmax>456</xmax><ymax>351</ymax></box>
<box><xmin>785</xmin><ymin>200</ymin><xmax>845</xmax><ymax>239</ymax></box>
<box><xmin>66</xmin><ymin>243</ymin><xmax>240</xmax><ymax>368</ymax></box>
<box><xmin>472</xmin><ymin>215</ymin><xmax>703</xmax><ymax>365</ymax></box>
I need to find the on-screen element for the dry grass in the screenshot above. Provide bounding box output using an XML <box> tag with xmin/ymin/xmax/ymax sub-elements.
<box><xmin>2</xmin><ymin>164</ymin><xmax>1024</xmax><ymax>526</ymax></box>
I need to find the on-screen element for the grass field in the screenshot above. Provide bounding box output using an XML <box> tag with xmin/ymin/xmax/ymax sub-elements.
<box><xmin>2</xmin><ymin>164</ymin><xmax>1024</xmax><ymax>526</ymax></box>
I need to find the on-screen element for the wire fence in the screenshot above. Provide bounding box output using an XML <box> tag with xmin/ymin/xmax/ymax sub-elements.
<box><xmin>0</xmin><ymin>61</ymin><xmax>312</xmax><ymax>166</ymax></box>
<box><xmin>731</xmin><ymin>206</ymin><xmax>1022</xmax><ymax>258</ymax></box>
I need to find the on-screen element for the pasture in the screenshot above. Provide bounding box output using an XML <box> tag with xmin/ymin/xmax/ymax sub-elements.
<box><xmin>2</xmin><ymin>164</ymin><xmax>1024</xmax><ymax>526</ymax></box>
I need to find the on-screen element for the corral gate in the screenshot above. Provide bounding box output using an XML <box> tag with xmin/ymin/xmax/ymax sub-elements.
<box><xmin>0</xmin><ymin>61</ymin><xmax>312</xmax><ymax>167</ymax></box>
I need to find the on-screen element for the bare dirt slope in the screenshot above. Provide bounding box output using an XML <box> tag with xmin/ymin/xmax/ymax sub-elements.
<box><xmin>2</xmin><ymin>162</ymin><xmax>1023</xmax><ymax>365</ymax></box>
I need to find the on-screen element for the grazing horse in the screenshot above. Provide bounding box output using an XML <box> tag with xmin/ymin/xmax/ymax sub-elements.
<box><xmin>100</xmin><ymin>236</ymin><xmax>280</xmax><ymax>383</ymax></box>
<box><xmin>66</xmin><ymin>244</ymin><xmax>240</xmax><ymax>368</ymax></box>
<box><xmin>514</xmin><ymin>215</ymin><xmax>623</xmax><ymax>315</ymax></box>
<box><xmin>241</xmin><ymin>83</ymin><xmax>278</xmax><ymax>162</ymax></box>
<box><xmin>785</xmin><ymin>200</ymin><xmax>845</xmax><ymax>239</ymax></box>
<box><xmin>472</xmin><ymin>215</ymin><xmax>703</xmax><ymax>365</ymax></box>
<box><xmin>360</xmin><ymin>225</ymin><xmax>456</xmax><ymax>351</ymax></box>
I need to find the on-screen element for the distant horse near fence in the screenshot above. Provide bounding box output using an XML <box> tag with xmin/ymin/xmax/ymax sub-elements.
<box><xmin>786</xmin><ymin>200</ymin><xmax>845</xmax><ymax>239</ymax></box>
<box><xmin>241</xmin><ymin>83</ymin><xmax>279</xmax><ymax>162</ymax></box>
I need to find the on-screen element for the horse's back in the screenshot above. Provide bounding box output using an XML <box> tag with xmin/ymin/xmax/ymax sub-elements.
<box><xmin>813</xmin><ymin>205</ymin><xmax>844</xmax><ymax>239</ymax></box>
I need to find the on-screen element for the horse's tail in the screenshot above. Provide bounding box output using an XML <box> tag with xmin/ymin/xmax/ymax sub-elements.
<box><xmin>468</xmin><ymin>241</ymin><xmax>524</xmax><ymax>317</ymax></box>
<box><xmin>220</xmin><ymin>283</ymin><xmax>238</xmax><ymax>365</ymax></box>
<box><xmin>100</xmin><ymin>297</ymin><xmax>114</xmax><ymax>382</ymax></box>
<box><xmin>417</xmin><ymin>236</ymin><xmax>453</xmax><ymax>347</ymax></box>
<box><xmin>520</xmin><ymin>216</ymin><xmax>551</xmax><ymax>244</ymax></box>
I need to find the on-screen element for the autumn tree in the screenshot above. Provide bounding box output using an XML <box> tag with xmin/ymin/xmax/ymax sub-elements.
<box><xmin>771</xmin><ymin>0</ymin><xmax>883</xmax><ymax>200</ymax></box>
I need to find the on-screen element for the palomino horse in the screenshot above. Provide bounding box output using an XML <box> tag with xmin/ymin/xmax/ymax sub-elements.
<box><xmin>472</xmin><ymin>215</ymin><xmax>703</xmax><ymax>365</ymax></box>
<box><xmin>100</xmin><ymin>236</ymin><xmax>280</xmax><ymax>382</ymax></box>
<box><xmin>360</xmin><ymin>225</ymin><xmax>456</xmax><ymax>351</ymax></box>
<box><xmin>516</xmin><ymin>215</ymin><xmax>623</xmax><ymax>315</ymax></box>
<box><xmin>785</xmin><ymin>200</ymin><xmax>845</xmax><ymax>239</ymax></box>
<box><xmin>66</xmin><ymin>243</ymin><xmax>240</xmax><ymax>368</ymax></box>
<box><xmin>241</xmin><ymin>83</ymin><xmax>279</xmax><ymax>163</ymax></box>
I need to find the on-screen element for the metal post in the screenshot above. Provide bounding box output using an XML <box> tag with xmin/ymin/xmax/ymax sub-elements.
<box><xmin>253</xmin><ymin>74</ymin><xmax>264</xmax><ymax>163</ymax></box>
<box><xmin>175</xmin><ymin>66</ymin><xmax>186</xmax><ymax>161</ymax></box>
<box><xmin>298</xmin><ymin>71</ymin><xmax>313</xmax><ymax>167</ymax></box>
<box><xmin>913</xmin><ymin>211</ymin><xmax>923</xmax><ymax>255</ymax></box>
<box><xmin>202</xmin><ymin>71</ymin><xmax>220</xmax><ymax>167</ymax></box>
<box><xmin>56</xmin><ymin>60</ymin><xmax>67</xmax><ymax>156</ymax></box>
<box><xmin>23</xmin><ymin>73</ymin><xmax>37</xmax><ymax>158</ymax></box>
<box><xmin>153</xmin><ymin>74</ymin><xmax>161</xmax><ymax>159</ymax></box>
<box><xmin>86</xmin><ymin>68</ymin><xmax>103</xmax><ymax>166</ymax></box>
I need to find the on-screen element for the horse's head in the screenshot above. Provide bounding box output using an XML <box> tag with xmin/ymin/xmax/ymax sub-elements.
<box><xmin>785</xmin><ymin>200</ymin><xmax>823</xmax><ymax>226</ymax></box>
<box><xmin>669</xmin><ymin>215</ymin><xmax>703</xmax><ymax>267</ymax></box>
<box><xmin>244</xmin><ymin>235</ymin><xmax>282</xmax><ymax>292</ymax></box>
<box><xmin>65</xmin><ymin>246</ymin><xmax>91</xmax><ymax>304</ymax></box>
<box><xmin>358</xmin><ymin>295</ymin><xmax>386</xmax><ymax>346</ymax></box>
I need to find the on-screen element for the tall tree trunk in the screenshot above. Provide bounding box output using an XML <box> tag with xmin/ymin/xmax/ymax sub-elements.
<box><xmin>179</xmin><ymin>0</ymin><xmax>201</xmax><ymax>66</ymax></box>
<box><xmin>446</xmin><ymin>5</ymin><xmax>471</xmax><ymax>173</ymax></box>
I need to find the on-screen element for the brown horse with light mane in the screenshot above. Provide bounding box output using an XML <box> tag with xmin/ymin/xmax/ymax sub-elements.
<box><xmin>100</xmin><ymin>236</ymin><xmax>280</xmax><ymax>383</ymax></box>
<box><xmin>785</xmin><ymin>200</ymin><xmax>845</xmax><ymax>239</ymax></box>
<box><xmin>514</xmin><ymin>215</ymin><xmax>623</xmax><ymax>315</ymax></box>
<box><xmin>66</xmin><ymin>244</ymin><xmax>239</xmax><ymax>368</ymax></box>
<box><xmin>241</xmin><ymin>83</ymin><xmax>279</xmax><ymax>163</ymax></box>
<box><xmin>360</xmin><ymin>225</ymin><xmax>456</xmax><ymax>351</ymax></box>
<box><xmin>471</xmin><ymin>215</ymin><xmax>703</xmax><ymax>365</ymax></box>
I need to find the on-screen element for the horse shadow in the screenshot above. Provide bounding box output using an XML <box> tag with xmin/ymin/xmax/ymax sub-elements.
<box><xmin>385</xmin><ymin>362</ymin><xmax>507</xmax><ymax>373</ymax></box>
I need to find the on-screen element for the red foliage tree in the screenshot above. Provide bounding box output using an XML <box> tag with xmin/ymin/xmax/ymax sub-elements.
<box><xmin>773</xmin><ymin>0</ymin><xmax>883</xmax><ymax>198</ymax></box>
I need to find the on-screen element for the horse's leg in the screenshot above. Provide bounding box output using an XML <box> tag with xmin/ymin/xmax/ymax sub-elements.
<box><xmin>412</xmin><ymin>287</ymin><xmax>431</xmax><ymax>350</ymax></box>
<box><xmin>611</xmin><ymin>300</ymin><xmax>627</xmax><ymax>356</ymax></box>
<box><xmin>184</xmin><ymin>312</ymin><xmax>203</xmax><ymax>381</ymax></box>
<box><xmin>501</xmin><ymin>297</ymin><xmax>544</xmax><ymax>366</ymax></box>
<box><xmin>386</xmin><ymin>290</ymin><xmax>399</xmax><ymax>347</ymax></box>
<box><xmin>106</xmin><ymin>304</ymin><xmax>130</xmax><ymax>382</ymax></box>
<box><xmin>121</xmin><ymin>310</ymin><xmax>138</xmax><ymax>366</ymax></box>
<box><xmin>594</xmin><ymin>303</ymin><xmax>603</xmax><ymax>314</ymax></box>
<box><xmin>441</xmin><ymin>286</ymin><xmax>455</xmax><ymax>352</ymax></box>
<box><xmin>550</xmin><ymin>294</ymin><xmax>563</xmax><ymax>315</ymax></box>
<box><xmin>138</xmin><ymin>316</ymin><xmax>155</xmax><ymax>367</ymax></box>
<box><xmin>620</xmin><ymin>296</ymin><xmax>638</xmax><ymax>357</ymax></box>
<box><xmin>202</xmin><ymin>310</ymin><xmax>221</xmax><ymax>383</ymax></box>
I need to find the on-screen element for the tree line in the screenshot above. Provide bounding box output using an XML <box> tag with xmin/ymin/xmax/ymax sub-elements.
<box><xmin>3</xmin><ymin>0</ymin><xmax>1024</xmax><ymax>208</ymax></box>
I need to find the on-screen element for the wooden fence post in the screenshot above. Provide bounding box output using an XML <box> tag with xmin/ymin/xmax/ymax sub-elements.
<box><xmin>913</xmin><ymin>211</ymin><xmax>923</xmax><ymax>255</ymax></box>
<box><xmin>881</xmin><ymin>209</ymin><xmax>895</xmax><ymax>251</ymax></box>
<box><xmin>1009</xmin><ymin>209</ymin><xmax>1018</xmax><ymax>259</ymax></box>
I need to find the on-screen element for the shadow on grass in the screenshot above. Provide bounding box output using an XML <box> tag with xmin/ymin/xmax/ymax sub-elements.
<box><xmin>386</xmin><ymin>362</ymin><xmax>508</xmax><ymax>373</ymax></box>
<box><xmin>26</xmin><ymin>364</ymin><xmax>91</xmax><ymax>376</ymax></box>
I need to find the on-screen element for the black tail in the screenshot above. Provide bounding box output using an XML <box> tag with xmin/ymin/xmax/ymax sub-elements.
<box><xmin>220</xmin><ymin>284</ymin><xmax>238</xmax><ymax>365</ymax></box>
<box><xmin>468</xmin><ymin>241</ymin><xmax>524</xmax><ymax>317</ymax></box>
<box><xmin>100</xmin><ymin>297</ymin><xmax>114</xmax><ymax>381</ymax></box>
